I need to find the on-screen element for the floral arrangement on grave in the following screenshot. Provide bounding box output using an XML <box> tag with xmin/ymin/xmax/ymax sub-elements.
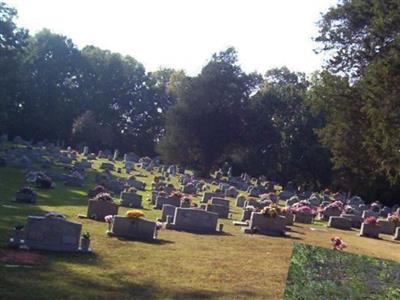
<box><xmin>45</xmin><ymin>212</ymin><xmax>66</xmax><ymax>219</ymax></box>
<box><xmin>388</xmin><ymin>213</ymin><xmax>400</xmax><ymax>225</ymax></box>
<box><xmin>124</xmin><ymin>187</ymin><xmax>137</xmax><ymax>194</ymax></box>
<box><xmin>94</xmin><ymin>192</ymin><xmax>114</xmax><ymax>202</ymax></box>
<box><xmin>181</xmin><ymin>196</ymin><xmax>191</xmax><ymax>204</ymax></box>
<box><xmin>294</xmin><ymin>205</ymin><xmax>315</xmax><ymax>215</ymax></box>
<box><xmin>14</xmin><ymin>224</ymin><xmax>24</xmax><ymax>231</ymax></box>
<box><xmin>247</xmin><ymin>197</ymin><xmax>258</xmax><ymax>206</ymax></box>
<box><xmin>88</xmin><ymin>185</ymin><xmax>107</xmax><ymax>198</ymax></box>
<box><xmin>82</xmin><ymin>232</ymin><xmax>91</xmax><ymax>240</ymax></box>
<box><xmin>344</xmin><ymin>205</ymin><xmax>355</xmax><ymax>214</ymax></box>
<box><xmin>260</xmin><ymin>204</ymin><xmax>281</xmax><ymax>218</ymax></box>
<box><xmin>19</xmin><ymin>186</ymin><xmax>35</xmax><ymax>195</ymax></box>
<box><xmin>331</xmin><ymin>236</ymin><xmax>347</xmax><ymax>251</ymax></box>
<box><xmin>81</xmin><ymin>232</ymin><xmax>91</xmax><ymax>251</ymax></box>
<box><xmin>171</xmin><ymin>191</ymin><xmax>184</xmax><ymax>199</ymax></box>
<box><xmin>126</xmin><ymin>209</ymin><xmax>145</xmax><ymax>218</ymax></box>
<box><xmin>35</xmin><ymin>172</ymin><xmax>53</xmax><ymax>189</ymax></box>
<box><xmin>105</xmin><ymin>215</ymin><xmax>114</xmax><ymax>230</ymax></box>
<box><xmin>327</xmin><ymin>201</ymin><xmax>344</xmax><ymax>209</ymax></box>
<box><xmin>363</xmin><ymin>216</ymin><xmax>378</xmax><ymax>225</ymax></box>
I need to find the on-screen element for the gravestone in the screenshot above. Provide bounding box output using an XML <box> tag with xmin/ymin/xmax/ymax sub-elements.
<box><xmin>348</xmin><ymin>196</ymin><xmax>364</xmax><ymax>206</ymax></box>
<box><xmin>82</xmin><ymin>146</ymin><xmax>89</xmax><ymax>156</ymax></box>
<box><xmin>154</xmin><ymin>196</ymin><xmax>181</xmax><ymax>209</ymax></box>
<box><xmin>248</xmin><ymin>186</ymin><xmax>260</xmax><ymax>197</ymax></box>
<box><xmin>113</xmin><ymin>150</ymin><xmax>119</xmax><ymax>161</ymax></box>
<box><xmin>100</xmin><ymin>162</ymin><xmax>115</xmax><ymax>171</ymax></box>
<box><xmin>286</xmin><ymin>196</ymin><xmax>299</xmax><ymax>207</ymax></box>
<box><xmin>166</xmin><ymin>208</ymin><xmax>219</xmax><ymax>233</ymax></box>
<box><xmin>243</xmin><ymin>213</ymin><xmax>286</xmax><ymax>236</ymax></box>
<box><xmin>211</xmin><ymin>197</ymin><xmax>230</xmax><ymax>207</ymax></box>
<box><xmin>279</xmin><ymin>190</ymin><xmax>295</xmax><ymax>200</ymax></box>
<box><xmin>15</xmin><ymin>188</ymin><xmax>37</xmax><ymax>204</ymax></box>
<box><xmin>225</xmin><ymin>186</ymin><xmax>238</xmax><ymax>198</ymax></box>
<box><xmin>182</xmin><ymin>183</ymin><xmax>196</xmax><ymax>194</ymax></box>
<box><xmin>294</xmin><ymin>212</ymin><xmax>313</xmax><ymax>224</ymax></box>
<box><xmin>120</xmin><ymin>192</ymin><xmax>142</xmax><ymax>208</ymax></box>
<box><xmin>167</xmin><ymin>165</ymin><xmax>176</xmax><ymax>176</ymax></box>
<box><xmin>360</xmin><ymin>223</ymin><xmax>380</xmax><ymax>238</ymax></box>
<box><xmin>320</xmin><ymin>206</ymin><xmax>342</xmax><ymax>221</ymax></box>
<box><xmin>241</xmin><ymin>209</ymin><xmax>253</xmax><ymax>222</ymax></box>
<box><xmin>159</xmin><ymin>204</ymin><xmax>177</xmax><ymax>222</ymax></box>
<box><xmin>328</xmin><ymin>216</ymin><xmax>352</xmax><ymax>230</ymax></box>
<box><xmin>127</xmin><ymin>178</ymin><xmax>145</xmax><ymax>190</ymax></box>
<box><xmin>362</xmin><ymin>210</ymin><xmax>379</xmax><ymax>219</ymax></box>
<box><xmin>341</xmin><ymin>214</ymin><xmax>363</xmax><ymax>228</ymax></box>
<box><xmin>236</xmin><ymin>195</ymin><xmax>246</xmax><ymax>208</ymax></box>
<box><xmin>201</xmin><ymin>192</ymin><xmax>224</xmax><ymax>203</ymax></box>
<box><xmin>309</xmin><ymin>196</ymin><xmax>321</xmax><ymax>207</ymax></box>
<box><xmin>180</xmin><ymin>198</ymin><xmax>191</xmax><ymax>208</ymax></box>
<box><xmin>206</xmin><ymin>203</ymin><xmax>229</xmax><ymax>218</ymax></box>
<box><xmin>87</xmin><ymin>199</ymin><xmax>119</xmax><ymax>221</ymax></box>
<box><xmin>280</xmin><ymin>211</ymin><xmax>294</xmax><ymax>226</ymax></box>
<box><xmin>108</xmin><ymin>216</ymin><xmax>156</xmax><ymax>240</ymax></box>
<box><xmin>377</xmin><ymin>219</ymin><xmax>396</xmax><ymax>235</ymax></box>
<box><xmin>19</xmin><ymin>216</ymin><xmax>82</xmax><ymax>252</ymax></box>
<box><xmin>105</xmin><ymin>179</ymin><xmax>125</xmax><ymax>195</ymax></box>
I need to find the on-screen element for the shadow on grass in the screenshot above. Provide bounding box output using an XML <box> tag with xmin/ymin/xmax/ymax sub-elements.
<box><xmin>114</xmin><ymin>237</ymin><xmax>174</xmax><ymax>245</ymax></box>
<box><xmin>13</xmin><ymin>270</ymin><xmax>259</xmax><ymax>300</ymax></box>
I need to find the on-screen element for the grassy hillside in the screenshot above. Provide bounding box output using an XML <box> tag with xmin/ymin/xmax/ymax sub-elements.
<box><xmin>0</xmin><ymin>156</ymin><xmax>399</xmax><ymax>299</ymax></box>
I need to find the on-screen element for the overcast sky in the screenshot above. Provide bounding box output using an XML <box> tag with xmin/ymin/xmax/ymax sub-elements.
<box><xmin>6</xmin><ymin>0</ymin><xmax>338</xmax><ymax>75</ymax></box>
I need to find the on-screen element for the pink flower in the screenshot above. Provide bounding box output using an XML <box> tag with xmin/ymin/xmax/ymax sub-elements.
<box><xmin>104</xmin><ymin>215</ymin><xmax>113</xmax><ymax>223</ymax></box>
<box><xmin>331</xmin><ymin>236</ymin><xmax>347</xmax><ymax>250</ymax></box>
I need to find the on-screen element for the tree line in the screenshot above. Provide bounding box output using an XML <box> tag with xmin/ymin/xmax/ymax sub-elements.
<box><xmin>1</xmin><ymin>1</ymin><xmax>400</xmax><ymax>205</ymax></box>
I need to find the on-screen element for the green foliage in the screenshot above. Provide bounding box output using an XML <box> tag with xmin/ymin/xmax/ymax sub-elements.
<box><xmin>284</xmin><ymin>243</ymin><xmax>400</xmax><ymax>300</ymax></box>
<box><xmin>72</xmin><ymin>111</ymin><xmax>113</xmax><ymax>151</ymax></box>
<box><xmin>157</xmin><ymin>48</ymin><xmax>259</xmax><ymax>175</ymax></box>
<box><xmin>0</xmin><ymin>2</ymin><xmax>28</xmax><ymax>133</ymax></box>
<box><xmin>315</xmin><ymin>0</ymin><xmax>400</xmax><ymax>77</ymax></box>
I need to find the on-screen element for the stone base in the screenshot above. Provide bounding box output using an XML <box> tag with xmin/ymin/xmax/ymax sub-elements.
<box><xmin>243</xmin><ymin>227</ymin><xmax>287</xmax><ymax>237</ymax></box>
<box><xmin>232</xmin><ymin>221</ymin><xmax>248</xmax><ymax>226</ymax></box>
<box><xmin>165</xmin><ymin>223</ymin><xmax>221</xmax><ymax>234</ymax></box>
<box><xmin>394</xmin><ymin>227</ymin><xmax>400</xmax><ymax>240</ymax></box>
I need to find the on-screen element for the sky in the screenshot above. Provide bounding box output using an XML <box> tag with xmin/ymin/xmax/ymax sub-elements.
<box><xmin>6</xmin><ymin>0</ymin><xmax>338</xmax><ymax>76</ymax></box>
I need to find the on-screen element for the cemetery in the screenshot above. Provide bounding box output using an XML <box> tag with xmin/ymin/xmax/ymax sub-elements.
<box><xmin>0</xmin><ymin>140</ymin><xmax>399</xmax><ymax>299</ymax></box>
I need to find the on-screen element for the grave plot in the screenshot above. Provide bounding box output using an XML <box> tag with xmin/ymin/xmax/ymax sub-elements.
<box><xmin>165</xmin><ymin>208</ymin><xmax>221</xmax><ymax>233</ymax></box>
<box><xmin>8</xmin><ymin>214</ymin><xmax>91</xmax><ymax>253</ymax></box>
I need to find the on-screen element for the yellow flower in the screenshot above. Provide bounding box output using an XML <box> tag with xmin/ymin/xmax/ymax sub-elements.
<box><xmin>126</xmin><ymin>209</ymin><xmax>145</xmax><ymax>218</ymax></box>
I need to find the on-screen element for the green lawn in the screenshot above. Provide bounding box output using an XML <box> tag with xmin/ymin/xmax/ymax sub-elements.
<box><xmin>0</xmin><ymin>156</ymin><xmax>399</xmax><ymax>299</ymax></box>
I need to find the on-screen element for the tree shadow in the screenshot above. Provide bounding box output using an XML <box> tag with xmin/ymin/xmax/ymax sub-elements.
<box><xmin>113</xmin><ymin>237</ymin><xmax>174</xmax><ymax>245</ymax></box>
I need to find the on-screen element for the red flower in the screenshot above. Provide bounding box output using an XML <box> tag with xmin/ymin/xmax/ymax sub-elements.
<box><xmin>331</xmin><ymin>236</ymin><xmax>347</xmax><ymax>250</ymax></box>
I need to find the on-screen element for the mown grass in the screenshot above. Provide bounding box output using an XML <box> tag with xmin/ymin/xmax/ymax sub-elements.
<box><xmin>0</xmin><ymin>154</ymin><xmax>399</xmax><ymax>299</ymax></box>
